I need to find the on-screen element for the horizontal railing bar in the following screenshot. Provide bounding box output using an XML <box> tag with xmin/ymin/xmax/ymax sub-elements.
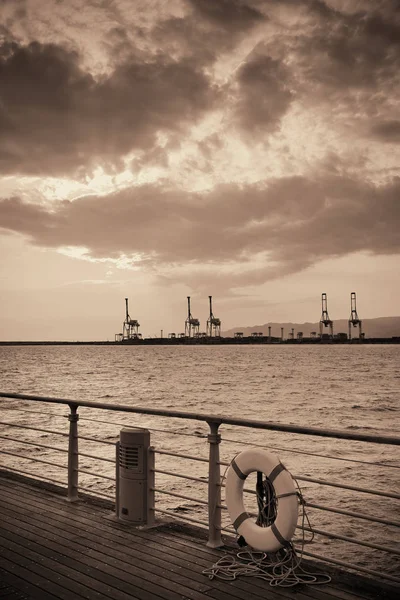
<box><xmin>221</xmin><ymin>436</ymin><xmax>400</xmax><ymax>469</ymax></box>
<box><xmin>220</xmin><ymin>474</ymin><xmax>399</xmax><ymax>501</ymax></box>
<box><xmin>79</xmin><ymin>452</ymin><xmax>115</xmax><ymax>463</ymax></box>
<box><xmin>295</xmin><ymin>475</ymin><xmax>400</xmax><ymax>500</ymax></box>
<box><xmin>0</xmin><ymin>450</ymin><xmax>67</xmax><ymax>470</ymax></box>
<box><xmin>152</xmin><ymin>468</ymin><xmax>208</xmax><ymax>484</ymax></box>
<box><xmin>300</xmin><ymin>549</ymin><xmax>400</xmax><ymax>584</ymax></box>
<box><xmin>77</xmin><ymin>485</ymin><xmax>114</xmax><ymax>499</ymax></box>
<box><xmin>298</xmin><ymin>525</ymin><xmax>400</xmax><ymax>556</ymax></box>
<box><xmin>0</xmin><ymin>435</ymin><xmax>67</xmax><ymax>453</ymax></box>
<box><xmin>0</xmin><ymin>421</ymin><xmax>68</xmax><ymax>437</ymax></box>
<box><xmin>154</xmin><ymin>449</ymin><xmax>208</xmax><ymax>463</ymax></box>
<box><xmin>152</xmin><ymin>507</ymin><xmax>210</xmax><ymax>529</ymax></box>
<box><xmin>78</xmin><ymin>469</ymin><xmax>114</xmax><ymax>481</ymax></box>
<box><xmin>306</xmin><ymin>502</ymin><xmax>400</xmax><ymax>528</ymax></box>
<box><xmin>2</xmin><ymin>393</ymin><xmax>399</xmax><ymax>445</ymax></box>
<box><xmin>78</xmin><ymin>435</ymin><xmax>116</xmax><ymax>445</ymax></box>
<box><xmin>0</xmin><ymin>466</ymin><xmax>66</xmax><ymax>487</ymax></box>
<box><xmin>151</xmin><ymin>487</ymin><xmax>208</xmax><ymax>505</ymax></box>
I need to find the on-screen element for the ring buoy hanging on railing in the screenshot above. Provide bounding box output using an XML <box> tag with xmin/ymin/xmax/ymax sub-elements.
<box><xmin>225</xmin><ymin>448</ymin><xmax>298</xmax><ymax>552</ymax></box>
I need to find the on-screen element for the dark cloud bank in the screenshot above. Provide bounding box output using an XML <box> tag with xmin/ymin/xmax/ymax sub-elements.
<box><xmin>0</xmin><ymin>0</ymin><xmax>399</xmax><ymax>288</ymax></box>
<box><xmin>0</xmin><ymin>40</ymin><xmax>218</xmax><ymax>176</ymax></box>
<box><xmin>0</xmin><ymin>0</ymin><xmax>398</xmax><ymax>176</ymax></box>
<box><xmin>1</xmin><ymin>174</ymin><xmax>399</xmax><ymax>287</ymax></box>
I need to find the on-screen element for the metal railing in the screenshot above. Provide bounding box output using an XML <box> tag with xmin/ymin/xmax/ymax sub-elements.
<box><xmin>0</xmin><ymin>391</ymin><xmax>399</xmax><ymax>585</ymax></box>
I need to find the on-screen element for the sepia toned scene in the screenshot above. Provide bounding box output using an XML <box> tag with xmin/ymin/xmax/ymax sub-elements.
<box><xmin>0</xmin><ymin>1</ymin><xmax>399</xmax><ymax>599</ymax></box>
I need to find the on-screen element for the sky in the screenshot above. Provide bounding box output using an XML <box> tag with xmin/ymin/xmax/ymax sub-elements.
<box><xmin>0</xmin><ymin>0</ymin><xmax>399</xmax><ymax>340</ymax></box>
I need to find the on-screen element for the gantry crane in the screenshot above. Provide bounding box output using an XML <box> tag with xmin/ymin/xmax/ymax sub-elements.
<box><xmin>319</xmin><ymin>293</ymin><xmax>333</xmax><ymax>339</ymax></box>
<box><xmin>348</xmin><ymin>292</ymin><xmax>362</xmax><ymax>340</ymax></box>
<box><xmin>206</xmin><ymin>296</ymin><xmax>221</xmax><ymax>337</ymax></box>
<box><xmin>123</xmin><ymin>297</ymin><xmax>142</xmax><ymax>340</ymax></box>
<box><xmin>185</xmin><ymin>296</ymin><xmax>200</xmax><ymax>338</ymax></box>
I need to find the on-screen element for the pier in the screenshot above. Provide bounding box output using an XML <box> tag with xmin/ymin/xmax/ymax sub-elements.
<box><xmin>0</xmin><ymin>392</ymin><xmax>399</xmax><ymax>599</ymax></box>
<box><xmin>0</xmin><ymin>471</ymin><xmax>397</xmax><ymax>600</ymax></box>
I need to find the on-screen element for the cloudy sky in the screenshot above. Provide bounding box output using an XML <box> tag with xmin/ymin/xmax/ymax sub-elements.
<box><xmin>0</xmin><ymin>0</ymin><xmax>399</xmax><ymax>340</ymax></box>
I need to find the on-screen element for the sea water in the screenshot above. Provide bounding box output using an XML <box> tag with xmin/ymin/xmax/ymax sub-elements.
<box><xmin>0</xmin><ymin>344</ymin><xmax>399</xmax><ymax>576</ymax></box>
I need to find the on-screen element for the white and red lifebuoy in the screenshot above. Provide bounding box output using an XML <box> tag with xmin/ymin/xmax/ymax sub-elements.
<box><xmin>225</xmin><ymin>448</ymin><xmax>298</xmax><ymax>552</ymax></box>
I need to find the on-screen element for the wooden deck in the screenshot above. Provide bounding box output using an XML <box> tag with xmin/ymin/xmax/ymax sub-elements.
<box><xmin>0</xmin><ymin>472</ymin><xmax>397</xmax><ymax>600</ymax></box>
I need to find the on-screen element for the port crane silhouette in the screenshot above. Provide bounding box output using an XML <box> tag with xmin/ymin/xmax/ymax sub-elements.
<box><xmin>319</xmin><ymin>293</ymin><xmax>333</xmax><ymax>339</ymax></box>
<box><xmin>348</xmin><ymin>292</ymin><xmax>362</xmax><ymax>340</ymax></box>
<box><xmin>206</xmin><ymin>296</ymin><xmax>221</xmax><ymax>337</ymax></box>
<box><xmin>123</xmin><ymin>298</ymin><xmax>141</xmax><ymax>340</ymax></box>
<box><xmin>185</xmin><ymin>296</ymin><xmax>200</xmax><ymax>338</ymax></box>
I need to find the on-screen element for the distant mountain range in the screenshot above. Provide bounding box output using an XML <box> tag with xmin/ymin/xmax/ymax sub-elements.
<box><xmin>223</xmin><ymin>316</ymin><xmax>400</xmax><ymax>339</ymax></box>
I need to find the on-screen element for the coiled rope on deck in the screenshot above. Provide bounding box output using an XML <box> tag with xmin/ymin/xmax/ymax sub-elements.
<box><xmin>203</xmin><ymin>468</ymin><xmax>331</xmax><ymax>587</ymax></box>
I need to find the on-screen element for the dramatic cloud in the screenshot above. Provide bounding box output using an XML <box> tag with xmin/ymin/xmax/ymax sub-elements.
<box><xmin>370</xmin><ymin>121</ymin><xmax>400</xmax><ymax>143</ymax></box>
<box><xmin>190</xmin><ymin>0</ymin><xmax>264</xmax><ymax>31</ymax></box>
<box><xmin>0</xmin><ymin>40</ymin><xmax>218</xmax><ymax>177</ymax></box>
<box><xmin>0</xmin><ymin>0</ymin><xmax>399</xmax><ymax>328</ymax></box>
<box><xmin>1</xmin><ymin>174</ymin><xmax>399</xmax><ymax>288</ymax></box>
<box><xmin>232</xmin><ymin>52</ymin><xmax>293</xmax><ymax>135</ymax></box>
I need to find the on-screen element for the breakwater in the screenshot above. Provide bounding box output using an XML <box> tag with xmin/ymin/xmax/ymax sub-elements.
<box><xmin>0</xmin><ymin>337</ymin><xmax>399</xmax><ymax>345</ymax></box>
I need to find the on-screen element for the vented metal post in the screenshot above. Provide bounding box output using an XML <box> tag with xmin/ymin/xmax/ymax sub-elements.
<box><xmin>67</xmin><ymin>403</ymin><xmax>79</xmax><ymax>502</ymax></box>
<box><xmin>117</xmin><ymin>428</ymin><xmax>150</xmax><ymax>524</ymax></box>
<box><xmin>207</xmin><ymin>420</ymin><xmax>223</xmax><ymax>548</ymax></box>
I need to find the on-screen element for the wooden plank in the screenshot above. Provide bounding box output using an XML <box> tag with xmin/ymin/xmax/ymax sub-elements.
<box><xmin>0</xmin><ymin>569</ymin><xmax>31</xmax><ymax>600</ymax></box>
<box><xmin>0</xmin><ymin>481</ymin><xmax>318</xmax><ymax>600</ymax></box>
<box><xmin>0</xmin><ymin>481</ymin><xmax>373</xmax><ymax>600</ymax></box>
<box><xmin>0</xmin><ymin>482</ymin><xmax>320</xmax><ymax>600</ymax></box>
<box><xmin>0</xmin><ymin>537</ymin><xmax>123</xmax><ymax>600</ymax></box>
<box><xmin>1</xmin><ymin>476</ymin><xmax>398</xmax><ymax>600</ymax></box>
<box><xmin>0</xmin><ymin>510</ymin><xmax>213</xmax><ymax>600</ymax></box>
<box><xmin>3</xmin><ymin>490</ymin><xmax>282</xmax><ymax>598</ymax></box>
<box><xmin>0</xmin><ymin>512</ymin><xmax>346</xmax><ymax>600</ymax></box>
<box><xmin>0</xmin><ymin>489</ymin><xmax>221</xmax><ymax>600</ymax></box>
<box><xmin>0</xmin><ymin>479</ymin><xmax>329</xmax><ymax>600</ymax></box>
<box><xmin>0</xmin><ymin>550</ymin><xmax>88</xmax><ymax>600</ymax></box>
<box><xmin>0</xmin><ymin>529</ymin><xmax>162</xmax><ymax>600</ymax></box>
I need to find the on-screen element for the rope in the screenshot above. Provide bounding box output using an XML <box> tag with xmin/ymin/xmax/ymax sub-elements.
<box><xmin>203</xmin><ymin>466</ymin><xmax>331</xmax><ymax>587</ymax></box>
<box><xmin>202</xmin><ymin>547</ymin><xmax>331</xmax><ymax>586</ymax></box>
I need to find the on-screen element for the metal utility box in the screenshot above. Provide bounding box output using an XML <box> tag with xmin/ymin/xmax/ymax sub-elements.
<box><xmin>117</xmin><ymin>427</ymin><xmax>150</xmax><ymax>524</ymax></box>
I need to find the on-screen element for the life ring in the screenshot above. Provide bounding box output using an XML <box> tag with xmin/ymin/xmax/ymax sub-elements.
<box><xmin>225</xmin><ymin>448</ymin><xmax>298</xmax><ymax>552</ymax></box>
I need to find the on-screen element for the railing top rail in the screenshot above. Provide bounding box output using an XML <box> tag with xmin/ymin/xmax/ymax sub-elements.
<box><xmin>1</xmin><ymin>392</ymin><xmax>399</xmax><ymax>446</ymax></box>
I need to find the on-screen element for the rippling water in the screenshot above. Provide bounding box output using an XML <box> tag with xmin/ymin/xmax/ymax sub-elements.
<box><xmin>0</xmin><ymin>344</ymin><xmax>399</xmax><ymax>577</ymax></box>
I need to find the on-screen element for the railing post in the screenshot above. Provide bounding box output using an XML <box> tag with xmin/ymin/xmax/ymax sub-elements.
<box><xmin>207</xmin><ymin>420</ymin><xmax>223</xmax><ymax>548</ymax></box>
<box><xmin>115</xmin><ymin>441</ymin><xmax>120</xmax><ymax>517</ymax></box>
<box><xmin>147</xmin><ymin>446</ymin><xmax>155</xmax><ymax>526</ymax></box>
<box><xmin>67</xmin><ymin>403</ymin><xmax>79</xmax><ymax>502</ymax></box>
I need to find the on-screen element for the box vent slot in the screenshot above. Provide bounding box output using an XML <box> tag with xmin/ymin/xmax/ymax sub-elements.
<box><xmin>120</xmin><ymin>445</ymin><xmax>140</xmax><ymax>470</ymax></box>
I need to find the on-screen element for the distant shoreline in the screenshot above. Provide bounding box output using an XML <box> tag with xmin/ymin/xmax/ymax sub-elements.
<box><xmin>1</xmin><ymin>337</ymin><xmax>399</xmax><ymax>346</ymax></box>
